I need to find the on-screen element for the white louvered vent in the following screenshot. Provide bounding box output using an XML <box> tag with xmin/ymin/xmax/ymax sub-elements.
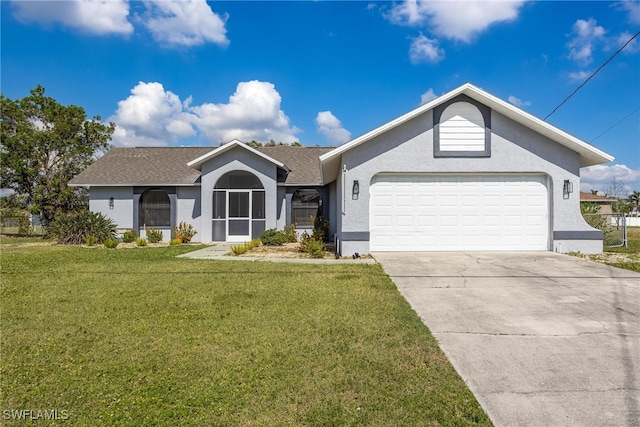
<box><xmin>440</xmin><ymin>102</ymin><xmax>485</xmax><ymax>152</ymax></box>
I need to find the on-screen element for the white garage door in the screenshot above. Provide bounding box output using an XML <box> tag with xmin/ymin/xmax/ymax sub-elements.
<box><xmin>370</xmin><ymin>174</ymin><xmax>549</xmax><ymax>251</ymax></box>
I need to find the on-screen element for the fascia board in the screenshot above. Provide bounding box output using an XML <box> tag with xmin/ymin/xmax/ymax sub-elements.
<box><xmin>461</xmin><ymin>85</ymin><xmax>614</xmax><ymax>167</ymax></box>
<box><xmin>187</xmin><ymin>140</ymin><xmax>287</xmax><ymax>170</ymax></box>
<box><xmin>68</xmin><ymin>183</ymin><xmax>201</xmax><ymax>187</ymax></box>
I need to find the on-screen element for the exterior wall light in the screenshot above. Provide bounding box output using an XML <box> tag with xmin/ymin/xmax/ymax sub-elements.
<box><xmin>563</xmin><ymin>180</ymin><xmax>573</xmax><ymax>199</ymax></box>
<box><xmin>109</xmin><ymin>197</ymin><xmax>115</xmax><ymax>209</ymax></box>
<box><xmin>352</xmin><ymin>180</ymin><xmax>360</xmax><ymax>200</ymax></box>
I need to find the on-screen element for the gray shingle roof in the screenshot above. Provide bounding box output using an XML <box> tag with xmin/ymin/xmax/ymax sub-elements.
<box><xmin>69</xmin><ymin>145</ymin><xmax>334</xmax><ymax>187</ymax></box>
<box><xmin>259</xmin><ymin>146</ymin><xmax>333</xmax><ymax>185</ymax></box>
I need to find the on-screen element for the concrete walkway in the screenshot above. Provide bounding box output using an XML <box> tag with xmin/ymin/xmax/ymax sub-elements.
<box><xmin>178</xmin><ymin>243</ymin><xmax>376</xmax><ymax>264</ymax></box>
<box><xmin>373</xmin><ymin>251</ymin><xmax>640</xmax><ymax>427</ymax></box>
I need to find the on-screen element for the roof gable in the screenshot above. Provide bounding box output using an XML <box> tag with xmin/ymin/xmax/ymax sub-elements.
<box><xmin>320</xmin><ymin>83</ymin><xmax>614</xmax><ymax>181</ymax></box>
<box><xmin>187</xmin><ymin>139</ymin><xmax>287</xmax><ymax>170</ymax></box>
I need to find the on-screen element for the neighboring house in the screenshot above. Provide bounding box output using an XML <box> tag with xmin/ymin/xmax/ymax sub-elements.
<box><xmin>70</xmin><ymin>83</ymin><xmax>614</xmax><ymax>254</ymax></box>
<box><xmin>580</xmin><ymin>192</ymin><xmax>616</xmax><ymax>214</ymax></box>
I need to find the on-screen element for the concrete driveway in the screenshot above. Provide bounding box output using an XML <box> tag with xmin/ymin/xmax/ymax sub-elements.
<box><xmin>374</xmin><ymin>251</ymin><xmax>640</xmax><ymax>427</ymax></box>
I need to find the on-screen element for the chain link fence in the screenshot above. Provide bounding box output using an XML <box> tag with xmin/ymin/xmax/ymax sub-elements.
<box><xmin>0</xmin><ymin>214</ymin><xmax>45</xmax><ymax>235</ymax></box>
<box><xmin>582</xmin><ymin>213</ymin><xmax>627</xmax><ymax>248</ymax></box>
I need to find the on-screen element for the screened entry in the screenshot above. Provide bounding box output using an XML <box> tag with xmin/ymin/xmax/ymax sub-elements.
<box><xmin>212</xmin><ymin>171</ymin><xmax>266</xmax><ymax>242</ymax></box>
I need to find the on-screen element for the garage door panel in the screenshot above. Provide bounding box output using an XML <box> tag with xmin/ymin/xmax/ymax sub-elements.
<box><xmin>370</xmin><ymin>174</ymin><xmax>549</xmax><ymax>251</ymax></box>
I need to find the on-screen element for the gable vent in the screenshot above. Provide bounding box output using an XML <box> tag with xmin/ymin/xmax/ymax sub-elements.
<box><xmin>439</xmin><ymin>102</ymin><xmax>485</xmax><ymax>152</ymax></box>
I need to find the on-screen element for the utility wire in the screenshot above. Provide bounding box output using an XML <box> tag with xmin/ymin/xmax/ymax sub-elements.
<box><xmin>544</xmin><ymin>29</ymin><xmax>640</xmax><ymax>121</ymax></box>
<box><xmin>590</xmin><ymin>107</ymin><xmax>640</xmax><ymax>142</ymax></box>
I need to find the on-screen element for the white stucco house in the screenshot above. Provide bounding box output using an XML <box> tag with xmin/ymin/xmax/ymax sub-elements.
<box><xmin>70</xmin><ymin>83</ymin><xmax>614</xmax><ymax>255</ymax></box>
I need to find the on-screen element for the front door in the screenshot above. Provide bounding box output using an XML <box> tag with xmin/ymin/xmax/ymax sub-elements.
<box><xmin>227</xmin><ymin>190</ymin><xmax>251</xmax><ymax>242</ymax></box>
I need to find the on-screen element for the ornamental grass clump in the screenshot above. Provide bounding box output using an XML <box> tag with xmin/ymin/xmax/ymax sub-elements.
<box><xmin>169</xmin><ymin>238</ymin><xmax>182</xmax><ymax>246</ymax></box>
<box><xmin>136</xmin><ymin>237</ymin><xmax>148</xmax><ymax>247</ymax></box>
<box><xmin>231</xmin><ymin>239</ymin><xmax>261</xmax><ymax>256</ymax></box>
<box><xmin>103</xmin><ymin>238</ymin><xmax>119</xmax><ymax>249</ymax></box>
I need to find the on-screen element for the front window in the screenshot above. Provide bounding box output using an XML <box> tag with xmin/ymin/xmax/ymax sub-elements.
<box><xmin>140</xmin><ymin>189</ymin><xmax>170</xmax><ymax>227</ymax></box>
<box><xmin>292</xmin><ymin>189</ymin><xmax>322</xmax><ymax>227</ymax></box>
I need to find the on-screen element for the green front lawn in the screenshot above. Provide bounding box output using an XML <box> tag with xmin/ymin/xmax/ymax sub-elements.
<box><xmin>1</xmin><ymin>245</ymin><xmax>490</xmax><ymax>426</ymax></box>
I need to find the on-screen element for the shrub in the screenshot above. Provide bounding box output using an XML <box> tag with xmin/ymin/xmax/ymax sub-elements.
<box><xmin>169</xmin><ymin>238</ymin><xmax>182</xmax><ymax>246</ymax></box>
<box><xmin>305</xmin><ymin>238</ymin><xmax>326</xmax><ymax>259</ymax></box>
<box><xmin>49</xmin><ymin>210</ymin><xmax>116</xmax><ymax>244</ymax></box>
<box><xmin>283</xmin><ymin>223</ymin><xmax>298</xmax><ymax>243</ymax></box>
<box><xmin>103</xmin><ymin>238</ymin><xmax>119</xmax><ymax>249</ymax></box>
<box><xmin>136</xmin><ymin>237</ymin><xmax>148</xmax><ymax>247</ymax></box>
<box><xmin>260</xmin><ymin>228</ymin><xmax>287</xmax><ymax>246</ymax></box>
<box><xmin>84</xmin><ymin>235</ymin><xmax>97</xmax><ymax>246</ymax></box>
<box><xmin>298</xmin><ymin>231</ymin><xmax>311</xmax><ymax>253</ymax></box>
<box><xmin>122</xmin><ymin>229</ymin><xmax>137</xmax><ymax>243</ymax></box>
<box><xmin>174</xmin><ymin>222</ymin><xmax>197</xmax><ymax>243</ymax></box>
<box><xmin>313</xmin><ymin>216</ymin><xmax>330</xmax><ymax>242</ymax></box>
<box><xmin>146</xmin><ymin>228</ymin><xmax>163</xmax><ymax>243</ymax></box>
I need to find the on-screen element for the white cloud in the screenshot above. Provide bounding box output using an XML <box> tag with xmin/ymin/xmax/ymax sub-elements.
<box><xmin>111</xmin><ymin>80</ymin><xmax>301</xmax><ymax>146</ymax></box>
<box><xmin>386</xmin><ymin>0</ymin><xmax>526</xmax><ymax>42</ymax></box>
<box><xmin>618</xmin><ymin>0</ymin><xmax>640</xmax><ymax>24</ymax></box>
<box><xmin>189</xmin><ymin>81</ymin><xmax>300</xmax><ymax>144</ymax></box>
<box><xmin>110</xmin><ymin>81</ymin><xmax>196</xmax><ymax>146</ymax></box>
<box><xmin>10</xmin><ymin>0</ymin><xmax>230</xmax><ymax>48</ymax></box>
<box><xmin>567</xmin><ymin>18</ymin><xmax>606</xmax><ymax>65</ymax></box>
<box><xmin>615</xmin><ymin>31</ymin><xmax>640</xmax><ymax>54</ymax></box>
<box><xmin>142</xmin><ymin>0</ymin><xmax>229</xmax><ymax>47</ymax></box>
<box><xmin>581</xmin><ymin>164</ymin><xmax>640</xmax><ymax>195</ymax></box>
<box><xmin>12</xmin><ymin>0</ymin><xmax>133</xmax><ymax>35</ymax></box>
<box><xmin>568</xmin><ymin>70</ymin><xmax>591</xmax><ymax>82</ymax></box>
<box><xmin>420</xmin><ymin>88</ymin><xmax>438</xmax><ymax>104</ymax></box>
<box><xmin>409</xmin><ymin>33</ymin><xmax>444</xmax><ymax>64</ymax></box>
<box><xmin>507</xmin><ymin>95</ymin><xmax>531</xmax><ymax>108</ymax></box>
<box><xmin>315</xmin><ymin>111</ymin><xmax>351</xmax><ymax>144</ymax></box>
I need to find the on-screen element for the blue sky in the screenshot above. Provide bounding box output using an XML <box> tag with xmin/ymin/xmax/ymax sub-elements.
<box><xmin>2</xmin><ymin>0</ymin><xmax>639</xmax><ymax>194</ymax></box>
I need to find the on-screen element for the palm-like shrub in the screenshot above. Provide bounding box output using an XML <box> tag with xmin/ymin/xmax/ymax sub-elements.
<box><xmin>49</xmin><ymin>210</ymin><xmax>116</xmax><ymax>244</ymax></box>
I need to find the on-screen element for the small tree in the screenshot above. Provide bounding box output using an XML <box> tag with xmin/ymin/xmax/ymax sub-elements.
<box><xmin>605</xmin><ymin>177</ymin><xmax>630</xmax><ymax>214</ymax></box>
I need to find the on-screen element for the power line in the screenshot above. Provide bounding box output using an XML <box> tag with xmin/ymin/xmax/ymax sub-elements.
<box><xmin>544</xmin><ymin>29</ymin><xmax>640</xmax><ymax>121</ymax></box>
<box><xmin>590</xmin><ymin>107</ymin><xmax>640</xmax><ymax>142</ymax></box>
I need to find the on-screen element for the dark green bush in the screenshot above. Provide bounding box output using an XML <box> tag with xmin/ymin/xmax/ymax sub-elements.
<box><xmin>122</xmin><ymin>229</ymin><xmax>137</xmax><ymax>243</ymax></box>
<box><xmin>49</xmin><ymin>210</ymin><xmax>116</xmax><ymax>244</ymax></box>
<box><xmin>146</xmin><ymin>228</ymin><xmax>163</xmax><ymax>243</ymax></box>
<box><xmin>313</xmin><ymin>216</ymin><xmax>330</xmax><ymax>242</ymax></box>
<box><xmin>260</xmin><ymin>228</ymin><xmax>287</xmax><ymax>246</ymax></box>
<box><xmin>103</xmin><ymin>238</ymin><xmax>119</xmax><ymax>249</ymax></box>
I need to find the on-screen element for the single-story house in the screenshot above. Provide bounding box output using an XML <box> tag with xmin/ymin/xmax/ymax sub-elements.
<box><xmin>70</xmin><ymin>83</ymin><xmax>614</xmax><ymax>255</ymax></box>
<box><xmin>579</xmin><ymin>191</ymin><xmax>617</xmax><ymax>214</ymax></box>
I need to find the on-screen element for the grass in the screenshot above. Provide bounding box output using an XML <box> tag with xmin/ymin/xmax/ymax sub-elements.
<box><xmin>606</xmin><ymin>226</ymin><xmax>640</xmax><ymax>254</ymax></box>
<box><xmin>600</xmin><ymin>226</ymin><xmax>640</xmax><ymax>272</ymax></box>
<box><xmin>1</xmin><ymin>244</ymin><xmax>490</xmax><ymax>426</ymax></box>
